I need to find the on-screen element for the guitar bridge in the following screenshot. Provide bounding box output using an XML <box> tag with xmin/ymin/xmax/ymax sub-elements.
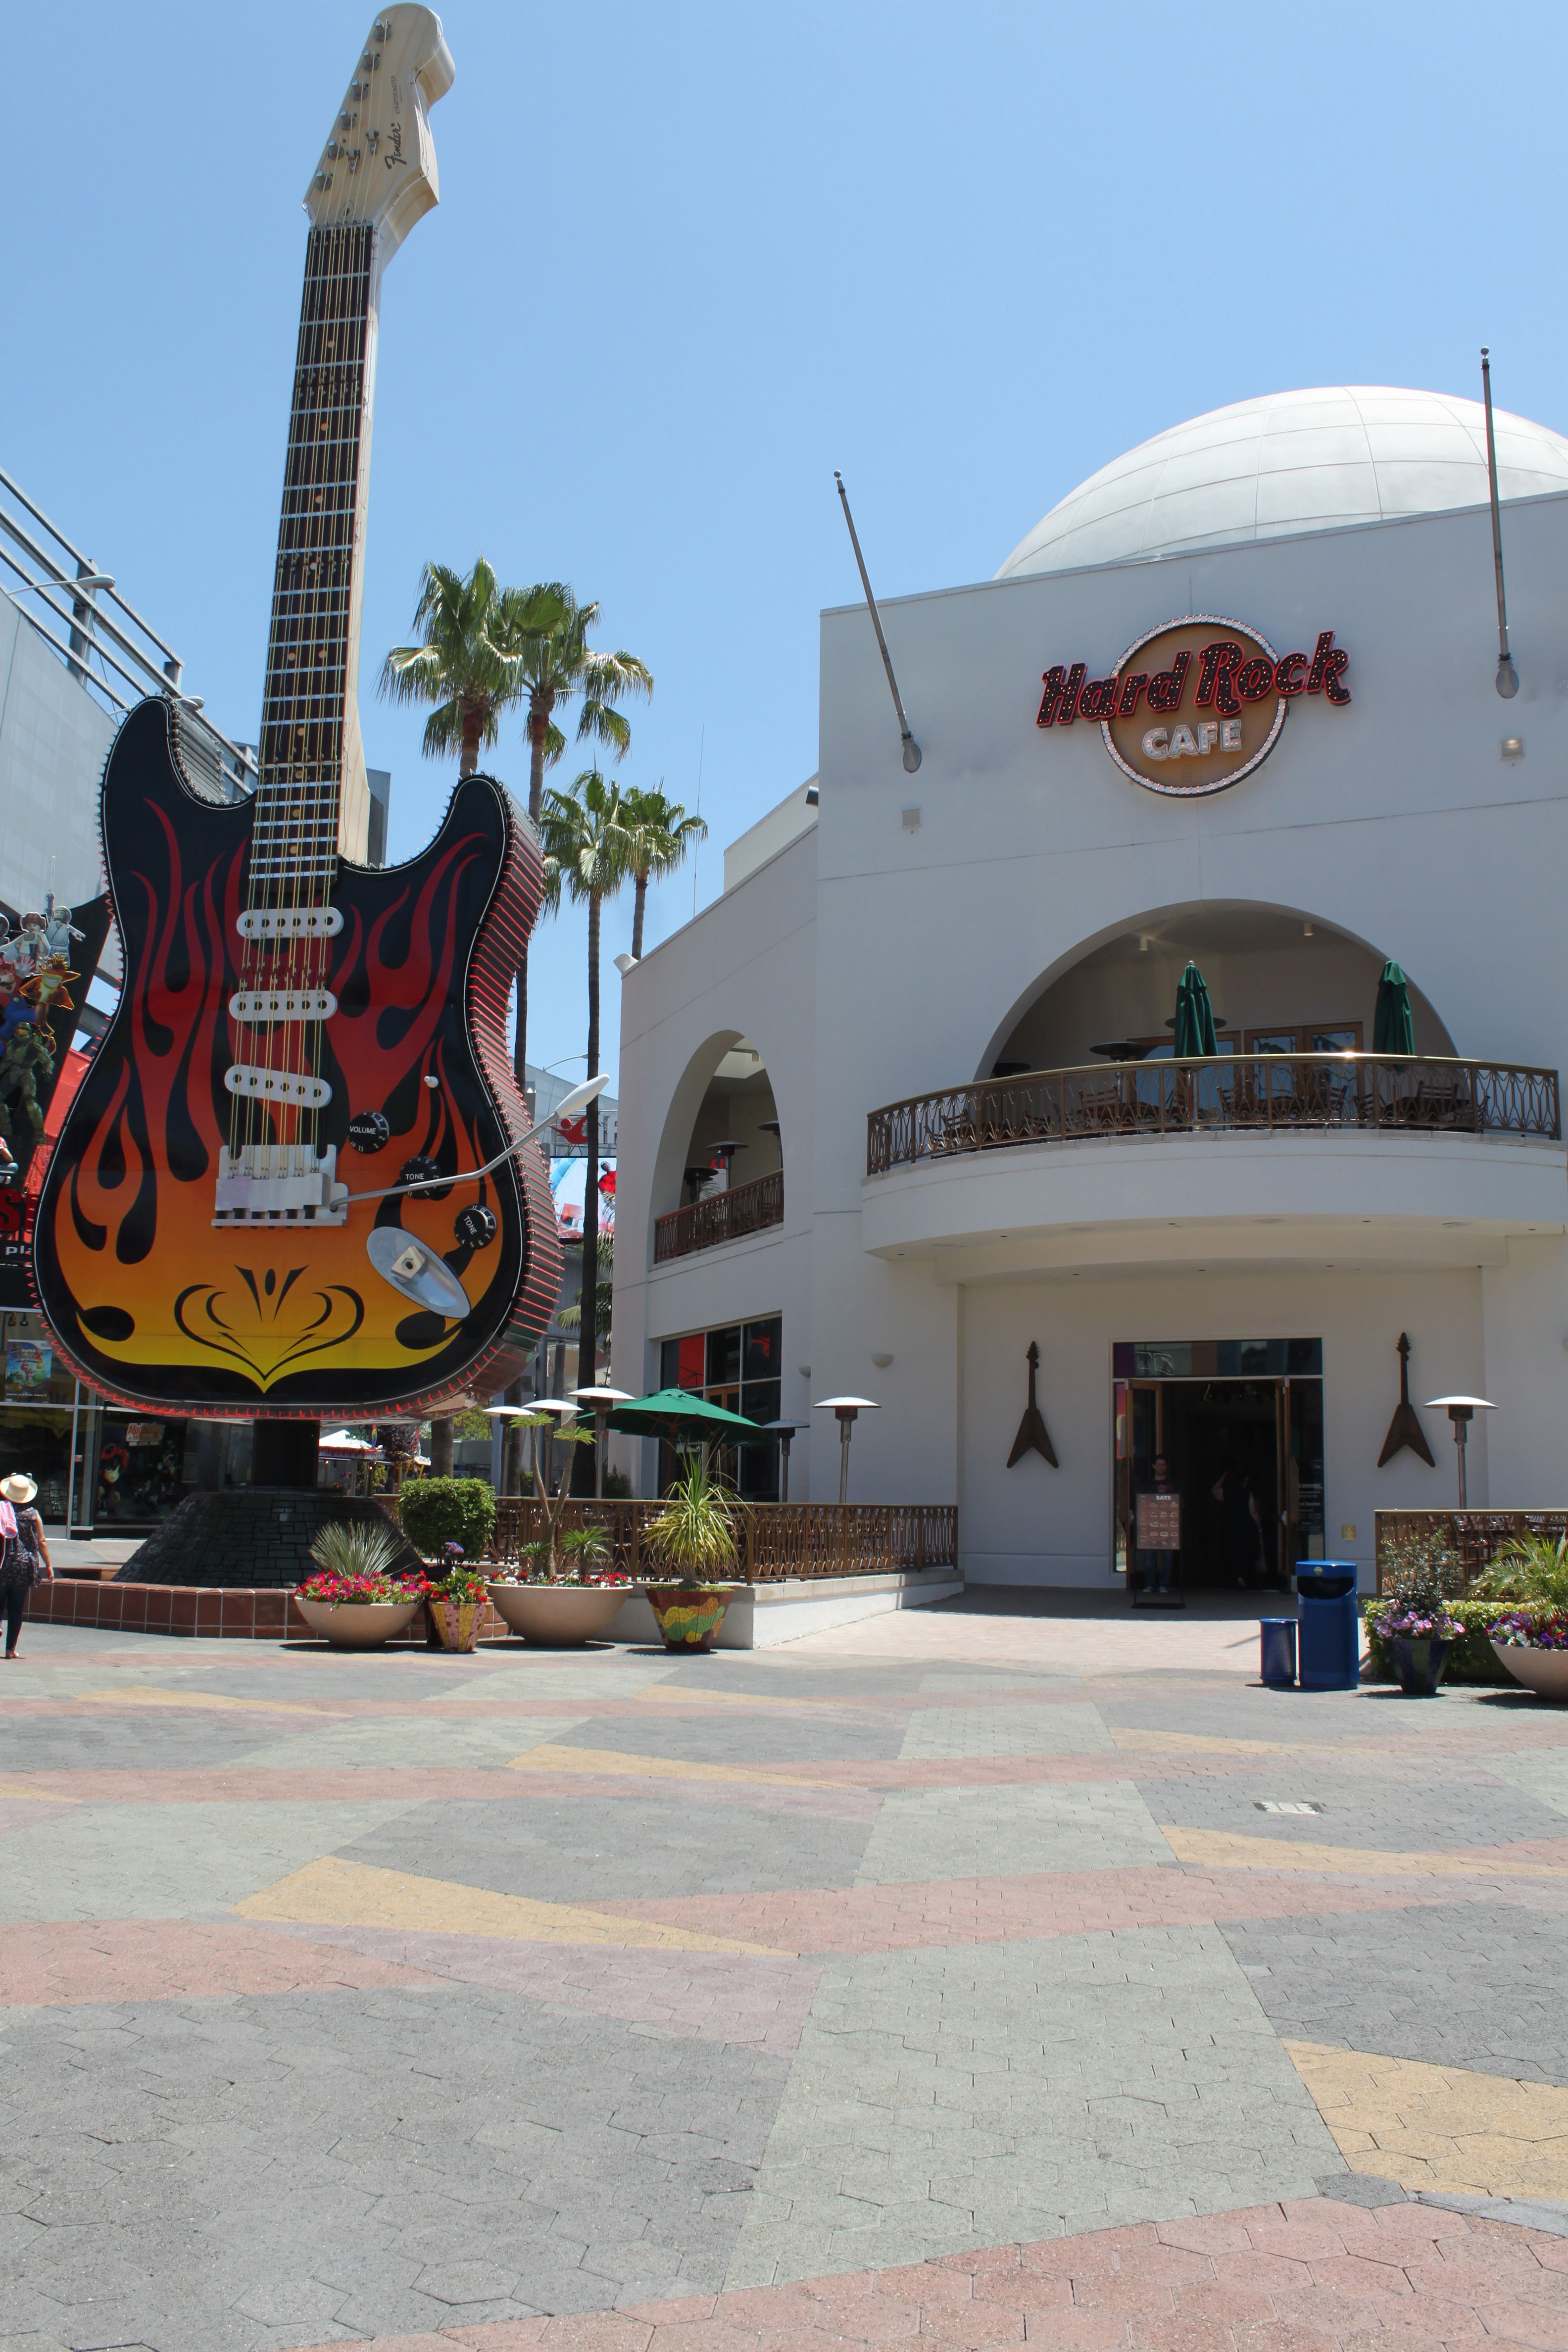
<box><xmin>213</xmin><ymin>1145</ymin><xmax>349</xmax><ymax>1226</ymax></box>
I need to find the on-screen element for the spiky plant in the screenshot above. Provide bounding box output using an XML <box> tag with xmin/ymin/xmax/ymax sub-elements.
<box><xmin>560</xmin><ymin>1523</ymin><xmax>612</xmax><ymax>1578</ymax></box>
<box><xmin>643</xmin><ymin>1456</ymin><xmax>738</xmax><ymax>1586</ymax></box>
<box><xmin>307</xmin><ymin>1518</ymin><xmax>408</xmax><ymax>1583</ymax></box>
<box><xmin>1474</xmin><ymin>1533</ymin><xmax>1568</xmax><ymax>1609</ymax></box>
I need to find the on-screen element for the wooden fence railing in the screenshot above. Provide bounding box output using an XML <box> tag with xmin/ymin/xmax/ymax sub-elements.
<box><xmin>484</xmin><ymin>1498</ymin><xmax>959</xmax><ymax>1583</ymax></box>
<box><xmin>1375</xmin><ymin>1508</ymin><xmax>1568</xmax><ymax>1594</ymax></box>
<box><xmin>655</xmin><ymin>1169</ymin><xmax>784</xmax><ymax>1262</ymax></box>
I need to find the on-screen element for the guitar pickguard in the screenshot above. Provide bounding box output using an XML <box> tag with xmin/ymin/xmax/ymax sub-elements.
<box><xmin>32</xmin><ymin>700</ymin><xmax>559</xmax><ymax>1414</ymax></box>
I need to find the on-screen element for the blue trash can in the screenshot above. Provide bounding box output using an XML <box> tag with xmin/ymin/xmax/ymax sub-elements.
<box><xmin>1260</xmin><ymin>1617</ymin><xmax>1298</xmax><ymax>1687</ymax></box>
<box><xmin>1296</xmin><ymin>1562</ymin><xmax>1361</xmax><ymax>1690</ymax></box>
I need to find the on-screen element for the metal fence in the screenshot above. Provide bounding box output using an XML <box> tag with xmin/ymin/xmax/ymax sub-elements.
<box><xmin>0</xmin><ymin>463</ymin><xmax>255</xmax><ymax>801</ymax></box>
<box><xmin>868</xmin><ymin>1053</ymin><xmax>1561</xmax><ymax>1174</ymax></box>
<box><xmin>1374</xmin><ymin>1509</ymin><xmax>1568</xmax><ymax>1594</ymax></box>
<box><xmin>655</xmin><ymin>1169</ymin><xmax>784</xmax><ymax>1261</ymax></box>
<box><xmin>486</xmin><ymin>1497</ymin><xmax>958</xmax><ymax>1582</ymax></box>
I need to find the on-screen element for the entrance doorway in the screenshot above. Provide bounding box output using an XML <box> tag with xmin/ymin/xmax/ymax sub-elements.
<box><xmin>1113</xmin><ymin>1339</ymin><xmax>1324</xmax><ymax>1606</ymax></box>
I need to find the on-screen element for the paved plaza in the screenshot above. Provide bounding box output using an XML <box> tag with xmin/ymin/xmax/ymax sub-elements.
<box><xmin>4</xmin><ymin>1595</ymin><xmax>1568</xmax><ymax>2350</ymax></box>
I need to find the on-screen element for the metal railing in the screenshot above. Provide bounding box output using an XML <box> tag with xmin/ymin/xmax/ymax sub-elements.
<box><xmin>1375</xmin><ymin>1509</ymin><xmax>1568</xmax><ymax>1595</ymax></box>
<box><xmin>655</xmin><ymin>1168</ymin><xmax>784</xmax><ymax>1261</ymax></box>
<box><xmin>867</xmin><ymin>1053</ymin><xmax>1561</xmax><ymax>1174</ymax></box>
<box><xmin>484</xmin><ymin>1497</ymin><xmax>958</xmax><ymax>1582</ymax></box>
<box><xmin>0</xmin><ymin>464</ymin><xmax>256</xmax><ymax>799</ymax></box>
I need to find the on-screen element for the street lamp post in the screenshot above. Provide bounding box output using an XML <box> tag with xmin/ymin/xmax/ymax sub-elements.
<box><xmin>1425</xmin><ymin>1395</ymin><xmax>1496</xmax><ymax>1508</ymax></box>
<box><xmin>814</xmin><ymin>1396</ymin><xmax>880</xmax><ymax>1505</ymax></box>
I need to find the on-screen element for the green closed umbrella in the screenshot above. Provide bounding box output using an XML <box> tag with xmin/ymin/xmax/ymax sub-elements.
<box><xmin>1173</xmin><ymin>961</ymin><xmax>1219</xmax><ymax>1058</ymax></box>
<box><xmin>1373</xmin><ymin>961</ymin><xmax>1415</xmax><ymax>1057</ymax></box>
<box><xmin>603</xmin><ymin>1387</ymin><xmax>770</xmax><ymax>1447</ymax></box>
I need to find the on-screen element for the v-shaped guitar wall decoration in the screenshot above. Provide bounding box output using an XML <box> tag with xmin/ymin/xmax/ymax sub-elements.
<box><xmin>1007</xmin><ymin>1341</ymin><xmax>1058</xmax><ymax>1468</ymax></box>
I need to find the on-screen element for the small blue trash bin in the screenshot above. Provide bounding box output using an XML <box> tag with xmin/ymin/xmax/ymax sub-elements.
<box><xmin>1296</xmin><ymin>1562</ymin><xmax>1361</xmax><ymax>1691</ymax></box>
<box><xmin>1260</xmin><ymin>1617</ymin><xmax>1298</xmax><ymax>1687</ymax></box>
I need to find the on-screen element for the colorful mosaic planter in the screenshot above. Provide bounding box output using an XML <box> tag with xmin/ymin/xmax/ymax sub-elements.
<box><xmin>642</xmin><ymin>1583</ymin><xmax>734</xmax><ymax>1652</ymax></box>
<box><xmin>428</xmin><ymin>1597</ymin><xmax>485</xmax><ymax>1653</ymax></box>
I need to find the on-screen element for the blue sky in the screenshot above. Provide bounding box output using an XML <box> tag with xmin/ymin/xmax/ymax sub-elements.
<box><xmin>7</xmin><ymin>2</ymin><xmax>1566</xmax><ymax>1083</ymax></box>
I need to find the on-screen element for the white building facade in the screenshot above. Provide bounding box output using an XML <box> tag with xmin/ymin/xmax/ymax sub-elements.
<box><xmin>613</xmin><ymin>389</ymin><xmax>1568</xmax><ymax>1596</ymax></box>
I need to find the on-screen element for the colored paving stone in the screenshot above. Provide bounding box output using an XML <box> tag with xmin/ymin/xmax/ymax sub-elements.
<box><xmin>6</xmin><ymin>1601</ymin><xmax>1568</xmax><ymax>2350</ymax></box>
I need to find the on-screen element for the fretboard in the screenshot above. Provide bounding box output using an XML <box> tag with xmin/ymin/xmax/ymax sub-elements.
<box><xmin>253</xmin><ymin>221</ymin><xmax>377</xmax><ymax>889</ymax></box>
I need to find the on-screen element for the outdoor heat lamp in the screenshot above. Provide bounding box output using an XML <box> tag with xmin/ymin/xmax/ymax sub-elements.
<box><xmin>570</xmin><ymin>1385</ymin><xmax>636</xmax><ymax>1501</ymax></box>
<box><xmin>761</xmin><ymin>1421</ymin><xmax>804</xmax><ymax>1504</ymax></box>
<box><xmin>1424</xmin><ymin>1394</ymin><xmax>1496</xmax><ymax>1507</ymax></box>
<box><xmin>814</xmin><ymin>1395</ymin><xmax>880</xmax><ymax>1505</ymax></box>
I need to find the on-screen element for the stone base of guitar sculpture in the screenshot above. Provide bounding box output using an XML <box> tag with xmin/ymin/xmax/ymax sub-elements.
<box><xmin>113</xmin><ymin>1489</ymin><xmax>425</xmax><ymax>1590</ymax></box>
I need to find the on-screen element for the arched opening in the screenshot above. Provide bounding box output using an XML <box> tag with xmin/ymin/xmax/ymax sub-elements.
<box><xmin>982</xmin><ymin>903</ymin><xmax>1454</xmax><ymax>1080</ymax></box>
<box><xmin>651</xmin><ymin>1036</ymin><xmax>784</xmax><ymax>1261</ymax></box>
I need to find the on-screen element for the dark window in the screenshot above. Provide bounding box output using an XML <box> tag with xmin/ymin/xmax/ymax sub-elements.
<box><xmin>743</xmin><ymin>1317</ymin><xmax>781</xmax><ymax>1381</ymax></box>
<box><xmin>706</xmin><ymin>1325</ymin><xmax>742</xmax><ymax>1387</ymax></box>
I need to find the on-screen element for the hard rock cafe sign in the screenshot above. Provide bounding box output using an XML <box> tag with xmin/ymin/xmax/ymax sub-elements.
<box><xmin>1036</xmin><ymin>615</ymin><xmax>1351</xmax><ymax>798</ymax></box>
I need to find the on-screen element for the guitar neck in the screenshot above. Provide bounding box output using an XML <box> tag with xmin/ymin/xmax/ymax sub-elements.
<box><xmin>255</xmin><ymin>220</ymin><xmax>381</xmax><ymax>883</ymax></box>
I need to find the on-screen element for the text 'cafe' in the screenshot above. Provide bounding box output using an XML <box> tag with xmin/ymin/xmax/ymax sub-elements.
<box><xmin>613</xmin><ymin>387</ymin><xmax>1568</xmax><ymax>1600</ymax></box>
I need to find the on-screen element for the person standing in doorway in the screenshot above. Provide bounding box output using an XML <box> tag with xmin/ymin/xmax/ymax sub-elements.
<box><xmin>0</xmin><ymin>1473</ymin><xmax>50</xmax><ymax>1658</ymax></box>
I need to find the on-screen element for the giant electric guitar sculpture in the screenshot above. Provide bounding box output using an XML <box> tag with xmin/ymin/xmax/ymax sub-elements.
<box><xmin>34</xmin><ymin>9</ymin><xmax>561</xmax><ymax>1418</ymax></box>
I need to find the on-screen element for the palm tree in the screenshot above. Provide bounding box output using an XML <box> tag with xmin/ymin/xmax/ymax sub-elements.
<box><xmin>380</xmin><ymin>558</ymin><xmax>522</xmax><ymax>776</ymax></box>
<box><xmin>380</xmin><ymin>558</ymin><xmax>526</xmax><ymax>1476</ymax></box>
<box><xmin>620</xmin><ymin>785</ymin><xmax>708</xmax><ymax>960</ymax></box>
<box><xmin>538</xmin><ymin>771</ymin><xmax>633</xmax><ymax>1483</ymax></box>
<box><xmin>509</xmin><ymin>589</ymin><xmax>652</xmax><ymax>825</ymax></box>
<box><xmin>507</xmin><ymin>592</ymin><xmax>651</xmax><ymax>1081</ymax></box>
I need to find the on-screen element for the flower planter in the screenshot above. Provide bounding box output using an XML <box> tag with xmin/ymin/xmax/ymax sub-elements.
<box><xmin>486</xmin><ymin>1582</ymin><xmax>627</xmax><ymax>1646</ymax></box>
<box><xmin>1390</xmin><ymin>1633</ymin><xmax>1450</xmax><ymax>1696</ymax></box>
<box><xmin>427</xmin><ymin>1597</ymin><xmax>484</xmax><ymax>1652</ymax></box>
<box><xmin>642</xmin><ymin>1583</ymin><xmax>733</xmax><ymax>1653</ymax></box>
<box><xmin>1491</xmin><ymin>1641</ymin><xmax>1568</xmax><ymax>1700</ymax></box>
<box><xmin>294</xmin><ymin>1597</ymin><xmax>422</xmax><ymax>1649</ymax></box>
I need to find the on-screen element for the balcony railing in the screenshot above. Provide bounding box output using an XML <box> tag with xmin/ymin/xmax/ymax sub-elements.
<box><xmin>655</xmin><ymin>1168</ymin><xmax>784</xmax><ymax>1261</ymax></box>
<box><xmin>489</xmin><ymin>1496</ymin><xmax>958</xmax><ymax>1581</ymax></box>
<box><xmin>867</xmin><ymin>1053</ymin><xmax>1562</xmax><ymax>1175</ymax></box>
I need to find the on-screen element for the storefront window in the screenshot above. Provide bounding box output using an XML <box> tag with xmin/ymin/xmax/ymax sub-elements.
<box><xmin>659</xmin><ymin>1316</ymin><xmax>784</xmax><ymax>1498</ymax></box>
<box><xmin>0</xmin><ymin>1312</ymin><xmax>77</xmax><ymax>1521</ymax></box>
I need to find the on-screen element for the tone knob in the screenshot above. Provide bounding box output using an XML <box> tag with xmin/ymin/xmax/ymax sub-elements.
<box><xmin>455</xmin><ymin>1205</ymin><xmax>497</xmax><ymax>1249</ymax></box>
<box><xmin>398</xmin><ymin>1155</ymin><xmax>442</xmax><ymax>1191</ymax></box>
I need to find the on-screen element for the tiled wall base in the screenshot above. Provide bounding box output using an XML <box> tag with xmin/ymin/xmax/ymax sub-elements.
<box><xmin>29</xmin><ymin>1583</ymin><xmax>513</xmax><ymax>1643</ymax></box>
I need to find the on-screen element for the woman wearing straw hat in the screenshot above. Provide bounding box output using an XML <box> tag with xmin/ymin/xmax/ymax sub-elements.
<box><xmin>0</xmin><ymin>1473</ymin><xmax>50</xmax><ymax>1658</ymax></box>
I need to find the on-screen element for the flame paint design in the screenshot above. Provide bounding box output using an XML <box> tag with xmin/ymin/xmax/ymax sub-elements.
<box><xmin>34</xmin><ymin>701</ymin><xmax>560</xmax><ymax>1414</ymax></box>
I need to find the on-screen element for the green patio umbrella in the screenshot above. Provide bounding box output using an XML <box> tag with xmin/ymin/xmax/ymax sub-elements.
<box><xmin>603</xmin><ymin>1387</ymin><xmax>770</xmax><ymax>1447</ymax></box>
<box><xmin>1173</xmin><ymin>961</ymin><xmax>1219</xmax><ymax>1057</ymax></box>
<box><xmin>1373</xmin><ymin>961</ymin><xmax>1415</xmax><ymax>1057</ymax></box>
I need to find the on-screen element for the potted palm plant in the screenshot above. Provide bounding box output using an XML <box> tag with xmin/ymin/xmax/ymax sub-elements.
<box><xmin>1477</xmin><ymin>1535</ymin><xmax>1568</xmax><ymax>1699</ymax></box>
<box><xmin>488</xmin><ymin>1524</ymin><xmax>631</xmax><ymax>1646</ymax></box>
<box><xmin>294</xmin><ymin>1520</ymin><xmax>428</xmax><ymax>1648</ymax></box>
<box><xmin>640</xmin><ymin>1454</ymin><xmax>740</xmax><ymax>1651</ymax></box>
<box><xmin>487</xmin><ymin>1409</ymin><xmax>630</xmax><ymax>1644</ymax></box>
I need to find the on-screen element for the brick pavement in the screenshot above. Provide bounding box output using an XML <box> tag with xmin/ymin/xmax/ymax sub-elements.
<box><xmin>4</xmin><ymin>1600</ymin><xmax>1568</xmax><ymax>2349</ymax></box>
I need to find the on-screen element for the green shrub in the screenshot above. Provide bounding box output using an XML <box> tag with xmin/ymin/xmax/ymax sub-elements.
<box><xmin>399</xmin><ymin>1476</ymin><xmax>497</xmax><ymax>1561</ymax></box>
<box><xmin>1362</xmin><ymin>1597</ymin><xmax>1519</xmax><ymax>1684</ymax></box>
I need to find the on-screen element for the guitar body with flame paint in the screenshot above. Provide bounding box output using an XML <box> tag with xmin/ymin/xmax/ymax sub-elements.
<box><xmin>34</xmin><ymin>699</ymin><xmax>555</xmax><ymax>1415</ymax></box>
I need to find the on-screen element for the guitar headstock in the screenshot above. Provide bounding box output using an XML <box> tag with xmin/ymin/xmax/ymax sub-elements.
<box><xmin>305</xmin><ymin>6</ymin><xmax>455</xmax><ymax>254</ymax></box>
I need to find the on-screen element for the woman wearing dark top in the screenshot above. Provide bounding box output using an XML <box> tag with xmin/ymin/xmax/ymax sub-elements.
<box><xmin>0</xmin><ymin>1472</ymin><xmax>51</xmax><ymax>1658</ymax></box>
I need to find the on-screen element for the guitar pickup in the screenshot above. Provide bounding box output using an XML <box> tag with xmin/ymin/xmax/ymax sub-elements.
<box><xmin>224</xmin><ymin>1066</ymin><xmax>333</xmax><ymax>1108</ymax></box>
<box><xmin>213</xmin><ymin>1146</ymin><xmax>348</xmax><ymax>1226</ymax></box>
<box><xmin>228</xmin><ymin>988</ymin><xmax>338</xmax><ymax>1024</ymax></box>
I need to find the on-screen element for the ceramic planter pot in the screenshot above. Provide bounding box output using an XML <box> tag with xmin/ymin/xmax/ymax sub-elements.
<box><xmin>487</xmin><ymin>1582</ymin><xmax>627</xmax><ymax>1645</ymax></box>
<box><xmin>642</xmin><ymin>1583</ymin><xmax>733</xmax><ymax>1652</ymax></box>
<box><xmin>294</xmin><ymin>1597</ymin><xmax>422</xmax><ymax>1649</ymax></box>
<box><xmin>428</xmin><ymin>1596</ymin><xmax>485</xmax><ymax>1652</ymax></box>
<box><xmin>1491</xmin><ymin>1641</ymin><xmax>1568</xmax><ymax>1700</ymax></box>
<box><xmin>1390</xmin><ymin>1633</ymin><xmax>1450</xmax><ymax>1696</ymax></box>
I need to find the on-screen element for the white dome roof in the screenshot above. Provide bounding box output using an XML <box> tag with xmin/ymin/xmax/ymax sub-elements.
<box><xmin>996</xmin><ymin>386</ymin><xmax>1568</xmax><ymax>579</ymax></box>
